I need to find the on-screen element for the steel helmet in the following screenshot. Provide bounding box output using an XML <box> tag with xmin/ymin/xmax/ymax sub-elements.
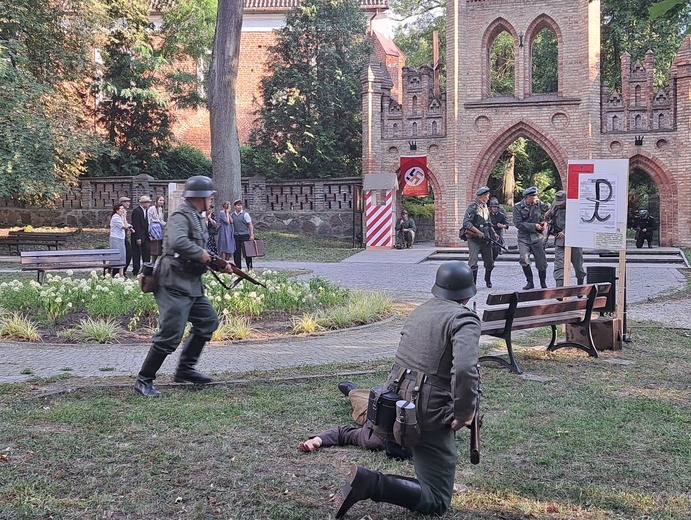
<box><xmin>183</xmin><ymin>176</ymin><xmax>217</xmax><ymax>198</ymax></box>
<box><xmin>639</xmin><ymin>209</ymin><xmax>649</xmax><ymax>217</ymax></box>
<box><xmin>431</xmin><ymin>261</ymin><xmax>477</xmax><ymax>301</ymax></box>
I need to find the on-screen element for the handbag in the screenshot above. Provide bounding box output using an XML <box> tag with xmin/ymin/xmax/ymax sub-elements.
<box><xmin>242</xmin><ymin>239</ymin><xmax>266</xmax><ymax>258</ymax></box>
<box><xmin>149</xmin><ymin>221</ymin><xmax>163</xmax><ymax>241</ymax></box>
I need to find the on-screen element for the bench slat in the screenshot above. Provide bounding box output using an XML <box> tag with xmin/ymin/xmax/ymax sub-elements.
<box><xmin>482</xmin><ymin>311</ymin><xmax>590</xmax><ymax>335</ymax></box>
<box><xmin>21</xmin><ymin>249</ymin><xmax>121</xmax><ymax>265</ymax></box>
<box><xmin>486</xmin><ymin>283</ymin><xmax>611</xmax><ymax>305</ymax></box>
<box><xmin>482</xmin><ymin>296</ymin><xmax>608</xmax><ymax>323</ymax></box>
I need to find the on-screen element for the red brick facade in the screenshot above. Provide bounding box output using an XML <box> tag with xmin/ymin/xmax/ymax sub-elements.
<box><xmin>362</xmin><ymin>0</ymin><xmax>691</xmax><ymax>247</ymax></box>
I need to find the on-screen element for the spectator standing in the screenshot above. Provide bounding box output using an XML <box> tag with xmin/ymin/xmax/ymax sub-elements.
<box><xmin>133</xmin><ymin>176</ymin><xmax>234</xmax><ymax>398</ymax></box>
<box><xmin>109</xmin><ymin>203</ymin><xmax>130</xmax><ymax>278</ymax></box>
<box><xmin>230</xmin><ymin>198</ymin><xmax>255</xmax><ymax>270</ymax></box>
<box><xmin>131</xmin><ymin>195</ymin><xmax>152</xmax><ymax>276</ymax></box>
<box><xmin>546</xmin><ymin>190</ymin><xmax>586</xmax><ymax>286</ymax></box>
<box><xmin>117</xmin><ymin>196</ymin><xmax>132</xmax><ymax>276</ymax></box>
<box><xmin>217</xmin><ymin>201</ymin><xmax>236</xmax><ymax>262</ymax></box>
<box><xmin>334</xmin><ymin>261</ymin><xmax>480</xmax><ymax>518</ymax></box>
<box><xmin>205</xmin><ymin>208</ymin><xmax>219</xmax><ymax>256</ymax></box>
<box><xmin>147</xmin><ymin>195</ymin><xmax>166</xmax><ymax>264</ymax></box>
<box><xmin>462</xmin><ymin>186</ymin><xmax>497</xmax><ymax>288</ymax></box>
<box><xmin>513</xmin><ymin>186</ymin><xmax>550</xmax><ymax>289</ymax></box>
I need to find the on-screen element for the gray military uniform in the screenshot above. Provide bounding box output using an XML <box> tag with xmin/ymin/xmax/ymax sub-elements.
<box><xmin>385</xmin><ymin>297</ymin><xmax>480</xmax><ymax>514</ymax></box>
<box><xmin>152</xmin><ymin>201</ymin><xmax>219</xmax><ymax>355</ymax></box>
<box><xmin>551</xmin><ymin>203</ymin><xmax>586</xmax><ymax>286</ymax></box>
<box><xmin>463</xmin><ymin>199</ymin><xmax>495</xmax><ymax>275</ymax></box>
<box><xmin>513</xmin><ymin>198</ymin><xmax>549</xmax><ymax>271</ymax></box>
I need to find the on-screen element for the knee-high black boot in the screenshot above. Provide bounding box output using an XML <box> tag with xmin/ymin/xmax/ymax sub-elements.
<box><xmin>538</xmin><ymin>270</ymin><xmax>548</xmax><ymax>288</ymax></box>
<box><xmin>484</xmin><ymin>269</ymin><xmax>493</xmax><ymax>288</ymax></box>
<box><xmin>522</xmin><ymin>266</ymin><xmax>534</xmax><ymax>290</ymax></box>
<box><xmin>174</xmin><ymin>334</ymin><xmax>213</xmax><ymax>384</ymax></box>
<box><xmin>472</xmin><ymin>268</ymin><xmax>478</xmax><ymax>285</ymax></box>
<box><xmin>134</xmin><ymin>348</ymin><xmax>168</xmax><ymax>397</ymax></box>
<box><xmin>335</xmin><ymin>465</ymin><xmax>422</xmax><ymax>518</ymax></box>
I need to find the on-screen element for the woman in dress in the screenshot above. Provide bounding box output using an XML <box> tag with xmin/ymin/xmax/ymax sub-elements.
<box><xmin>109</xmin><ymin>203</ymin><xmax>130</xmax><ymax>278</ymax></box>
<box><xmin>217</xmin><ymin>200</ymin><xmax>236</xmax><ymax>262</ymax></box>
<box><xmin>147</xmin><ymin>195</ymin><xmax>166</xmax><ymax>263</ymax></box>
<box><xmin>205</xmin><ymin>208</ymin><xmax>219</xmax><ymax>256</ymax></box>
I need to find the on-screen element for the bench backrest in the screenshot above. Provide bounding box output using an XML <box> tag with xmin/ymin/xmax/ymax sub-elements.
<box><xmin>20</xmin><ymin>249</ymin><xmax>122</xmax><ymax>265</ymax></box>
<box><xmin>482</xmin><ymin>283</ymin><xmax>611</xmax><ymax>323</ymax></box>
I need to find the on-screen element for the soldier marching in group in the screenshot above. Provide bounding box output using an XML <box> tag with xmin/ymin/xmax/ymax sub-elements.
<box><xmin>513</xmin><ymin>186</ymin><xmax>550</xmax><ymax>289</ymax></box>
<box><xmin>462</xmin><ymin>186</ymin><xmax>498</xmax><ymax>288</ymax></box>
<box><xmin>546</xmin><ymin>190</ymin><xmax>586</xmax><ymax>287</ymax></box>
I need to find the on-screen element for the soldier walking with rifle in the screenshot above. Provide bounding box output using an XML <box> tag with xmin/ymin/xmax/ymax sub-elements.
<box><xmin>513</xmin><ymin>186</ymin><xmax>550</xmax><ymax>289</ymax></box>
<box><xmin>462</xmin><ymin>186</ymin><xmax>498</xmax><ymax>288</ymax></box>
<box><xmin>334</xmin><ymin>261</ymin><xmax>481</xmax><ymax>518</ymax></box>
<box><xmin>545</xmin><ymin>190</ymin><xmax>586</xmax><ymax>287</ymax></box>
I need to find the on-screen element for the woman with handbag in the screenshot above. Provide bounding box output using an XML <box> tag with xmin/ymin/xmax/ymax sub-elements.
<box><xmin>109</xmin><ymin>203</ymin><xmax>130</xmax><ymax>278</ymax></box>
<box><xmin>147</xmin><ymin>195</ymin><xmax>166</xmax><ymax>263</ymax></box>
<box><xmin>217</xmin><ymin>200</ymin><xmax>236</xmax><ymax>262</ymax></box>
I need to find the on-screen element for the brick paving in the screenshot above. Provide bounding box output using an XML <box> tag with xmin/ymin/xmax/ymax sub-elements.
<box><xmin>0</xmin><ymin>244</ymin><xmax>687</xmax><ymax>384</ymax></box>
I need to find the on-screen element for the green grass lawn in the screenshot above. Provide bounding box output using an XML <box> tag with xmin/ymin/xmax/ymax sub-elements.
<box><xmin>0</xmin><ymin>325</ymin><xmax>689</xmax><ymax>519</ymax></box>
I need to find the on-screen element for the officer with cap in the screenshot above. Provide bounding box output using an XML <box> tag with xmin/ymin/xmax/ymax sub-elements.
<box><xmin>334</xmin><ymin>261</ymin><xmax>480</xmax><ymax>518</ymax></box>
<box><xmin>513</xmin><ymin>186</ymin><xmax>550</xmax><ymax>289</ymax></box>
<box><xmin>133</xmin><ymin>176</ymin><xmax>234</xmax><ymax>398</ymax></box>
<box><xmin>462</xmin><ymin>186</ymin><xmax>497</xmax><ymax>287</ymax></box>
<box><xmin>488</xmin><ymin>197</ymin><xmax>509</xmax><ymax>260</ymax></box>
<box><xmin>545</xmin><ymin>190</ymin><xmax>586</xmax><ymax>286</ymax></box>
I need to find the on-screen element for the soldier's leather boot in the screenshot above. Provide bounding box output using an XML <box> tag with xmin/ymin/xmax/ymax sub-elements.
<box><xmin>134</xmin><ymin>348</ymin><xmax>168</xmax><ymax>397</ymax></box>
<box><xmin>538</xmin><ymin>270</ymin><xmax>548</xmax><ymax>288</ymax></box>
<box><xmin>522</xmin><ymin>266</ymin><xmax>534</xmax><ymax>290</ymax></box>
<box><xmin>472</xmin><ymin>269</ymin><xmax>478</xmax><ymax>285</ymax></box>
<box><xmin>338</xmin><ymin>381</ymin><xmax>356</xmax><ymax>396</ymax></box>
<box><xmin>484</xmin><ymin>269</ymin><xmax>493</xmax><ymax>288</ymax></box>
<box><xmin>335</xmin><ymin>464</ymin><xmax>422</xmax><ymax>518</ymax></box>
<box><xmin>174</xmin><ymin>334</ymin><xmax>213</xmax><ymax>385</ymax></box>
<box><xmin>576</xmin><ymin>276</ymin><xmax>585</xmax><ymax>285</ymax></box>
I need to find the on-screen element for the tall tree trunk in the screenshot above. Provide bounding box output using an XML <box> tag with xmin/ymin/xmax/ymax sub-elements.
<box><xmin>209</xmin><ymin>0</ymin><xmax>243</xmax><ymax>207</ymax></box>
<box><xmin>502</xmin><ymin>154</ymin><xmax>516</xmax><ymax>206</ymax></box>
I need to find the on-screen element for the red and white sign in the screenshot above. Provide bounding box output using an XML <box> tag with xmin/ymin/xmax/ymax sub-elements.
<box><xmin>400</xmin><ymin>156</ymin><xmax>429</xmax><ymax>197</ymax></box>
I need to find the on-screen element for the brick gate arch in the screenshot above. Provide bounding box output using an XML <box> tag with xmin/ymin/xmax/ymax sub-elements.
<box><xmin>469</xmin><ymin>120</ymin><xmax>569</xmax><ymax>197</ymax></box>
<box><xmin>630</xmin><ymin>153</ymin><xmax>678</xmax><ymax>246</ymax></box>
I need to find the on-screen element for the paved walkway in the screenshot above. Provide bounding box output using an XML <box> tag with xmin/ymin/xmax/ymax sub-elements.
<box><xmin>0</xmin><ymin>244</ymin><xmax>688</xmax><ymax>384</ymax></box>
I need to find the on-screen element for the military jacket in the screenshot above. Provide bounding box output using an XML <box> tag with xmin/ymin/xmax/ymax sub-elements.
<box><xmin>551</xmin><ymin>204</ymin><xmax>567</xmax><ymax>247</ymax></box>
<box><xmin>463</xmin><ymin>200</ymin><xmax>491</xmax><ymax>239</ymax></box>
<box><xmin>386</xmin><ymin>297</ymin><xmax>480</xmax><ymax>431</ymax></box>
<box><xmin>513</xmin><ymin>198</ymin><xmax>549</xmax><ymax>245</ymax></box>
<box><xmin>157</xmin><ymin>201</ymin><xmax>209</xmax><ymax>297</ymax></box>
<box><xmin>395</xmin><ymin>217</ymin><xmax>417</xmax><ymax>233</ymax></box>
<box><xmin>489</xmin><ymin>209</ymin><xmax>509</xmax><ymax>236</ymax></box>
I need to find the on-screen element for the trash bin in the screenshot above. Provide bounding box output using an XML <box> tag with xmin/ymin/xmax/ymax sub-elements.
<box><xmin>586</xmin><ymin>266</ymin><xmax>616</xmax><ymax>313</ymax></box>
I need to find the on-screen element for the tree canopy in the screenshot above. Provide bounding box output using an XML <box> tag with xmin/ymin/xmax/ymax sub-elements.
<box><xmin>245</xmin><ymin>0</ymin><xmax>371</xmax><ymax>179</ymax></box>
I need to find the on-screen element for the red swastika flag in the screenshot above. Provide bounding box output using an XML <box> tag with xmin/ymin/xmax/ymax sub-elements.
<box><xmin>399</xmin><ymin>156</ymin><xmax>429</xmax><ymax>197</ymax></box>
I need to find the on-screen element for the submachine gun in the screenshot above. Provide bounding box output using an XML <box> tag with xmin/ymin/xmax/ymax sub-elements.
<box><xmin>466</xmin><ymin>227</ymin><xmax>510</xmax><ymax>253</ymax></box>
<box><xmin>207</xmin><ymin>254</ymin><xmax>266</xmax><ymax>290</ymax></box>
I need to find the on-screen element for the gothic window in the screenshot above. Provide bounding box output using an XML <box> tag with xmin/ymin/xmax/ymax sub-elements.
<box><xmin>392</xmin><ymin>123</ymin><xmax>399</xmax><ymax>137</ymax></box>
<box><xmin>612</xmin><ymin>115</ymin><xmax>619</xmax><ymax>131</ymax></box>
<box><xmin>635</xmin><ymin>85</ymin><xmax>641</xmax><ymax>106</ymax></box>
<box><xmin>634</xmin><ymin>114</ymin><xmax>642</xmax><ymax>130</ymax></box>
<box><xmin>432</xmin><ymin>121</ymin><xmax>438</xmax><ymax>134</ymax></box>
<box><xmin>490</xmin><ymin>31</ymin><xmax>515</xmax><ymax>96</ymax></box>
<box><xmin>531</xmin><ymin>28</ymin><xmax>558</xmax><ymax>93</ymax></box>
<box><xmin>412</xmin><ymin>95</ymin><xmax>418</xmax><ymax>115</ymax></box>
<box><xmin>412</xmin><ymin>122</ymin><xmax>418</xmax><ymax>136</ymax></box>
<box><xmin>658</xmin><ymin>113</ymin><xmax>665</xmax><ymax>129</ymax></box>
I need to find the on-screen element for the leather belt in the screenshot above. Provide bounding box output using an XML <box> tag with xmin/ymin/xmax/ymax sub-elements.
<box><xmin>392</xmin><ymin>363</ymin><xmax>449</xmax><ymax>389</ymax></box>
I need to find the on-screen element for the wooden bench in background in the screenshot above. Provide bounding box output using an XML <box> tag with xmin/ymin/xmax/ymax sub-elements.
<box><xmin>0</xmin><ymin>231</ymin><xmax>71</xmax><ymax>254</ymax></box>
<box><xmin>479</xmin><ymin>283</ymin><xmax>612</xmax><ymax>374</ymax></box>
<box><xmin>20</xmin><ymin>249</ymin><xmax>125</xmax><ymax>284</ymax></box>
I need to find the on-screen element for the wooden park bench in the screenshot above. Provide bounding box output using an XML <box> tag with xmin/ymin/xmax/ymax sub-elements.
<box><xmin>20</xmin><ymin>249</ymin><xmax>126</xmax><ymax>284</ymax></box>
<box><xmin>479</xmin><ymin>283</ymin><xmax>612</xmax><ymax>374</ymax></box>
<box><xmin>0</xmin><ymin>231</ymin><xmax>70</xmax><ymax>254</ymax></box>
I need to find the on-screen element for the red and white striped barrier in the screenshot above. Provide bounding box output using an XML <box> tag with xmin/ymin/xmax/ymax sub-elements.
<box><xmin>365</xmin><ymin>190</ymin><xmax>394</xmax><ymax>248</ymax></box>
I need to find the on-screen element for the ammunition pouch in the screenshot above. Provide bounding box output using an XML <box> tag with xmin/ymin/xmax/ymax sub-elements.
<box><xmin>367</xmin><ymin>386</ymin><xmax>401</xmax><ymax>435</ymax></box>
<box><xmin>138</xmin><ymin>262</ymin><xmax>158</xmax><ymax>293</ymax></box>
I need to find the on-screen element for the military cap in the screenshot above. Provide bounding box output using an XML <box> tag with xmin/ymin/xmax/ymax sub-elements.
<box><xmin>523</xmin><ymin>186</ymin><xmax>538</xmax><ymax>197</ymax></box>
<box><xmin>553</xmin><ymin>190</ymin><xmax>566</xmax><ymax>202</ymax></box>
<box><xmin>476</xmin><ymin>186</ymin><xmax>490</xmax><ymax>196</ymax></box>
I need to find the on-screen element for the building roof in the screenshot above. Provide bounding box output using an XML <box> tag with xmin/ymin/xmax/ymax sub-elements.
<box><xmin>243</xmin><ymin>0</ymin><xmax>388</xmax><ymax>12</ymax></box>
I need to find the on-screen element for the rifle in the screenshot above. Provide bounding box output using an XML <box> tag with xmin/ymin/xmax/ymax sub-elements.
<box><xmin>207</xmin><ymin>254</ymin><xmax>267</xmax><ymax>289</ymax></box>
<box><xmin>469</xmin><ymin>389</ymin><xmax>482</xmax><ymax>465</ymax></box>
<box><xmin>467</xmin><ymin>227</ymin><xmax>509</xmax><ymax>253</ymax></box>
